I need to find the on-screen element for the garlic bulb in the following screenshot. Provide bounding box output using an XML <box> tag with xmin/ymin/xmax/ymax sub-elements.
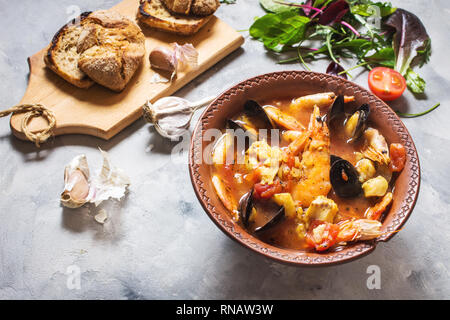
<box><xmin>143</xmin><ymin>96</ymin><xmax>215</xmax><ymax>140</ymax></box>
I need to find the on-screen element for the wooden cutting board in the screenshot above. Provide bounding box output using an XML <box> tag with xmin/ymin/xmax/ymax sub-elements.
<box><xmin>10</xmin><ymin>0</ymin><xmax>244</xmax><ymax>141</ymax></box>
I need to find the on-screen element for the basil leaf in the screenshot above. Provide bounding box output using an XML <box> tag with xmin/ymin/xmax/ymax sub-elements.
<box><xmin>405</xmin><ymin>69</ymin><xmax>426</xmax><ymax>94</ymax></box>
<box><xmin>365</xmin><ymin>47</ymin><xmax>395</xmax><ymax>67</ymax></box>
<box><xmin>259</xmin><ymin>0</ymin><xmax>292</xmax><ymax>13</ymax></box>
<box><xmin>250</xmin><ymin>11</ymin><xmax>310</xmax><ymax>52</ymax></box>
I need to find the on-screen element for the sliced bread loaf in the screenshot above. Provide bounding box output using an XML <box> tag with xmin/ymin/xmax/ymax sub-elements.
<box><xmin>138</xmin><ymin>0</ymin><xmax>212</xmax><ymax>36</ymax></box>
<box><xmin>45</xmin><ymin>10</ymin><xmax>146</xmax><ymax>92</ymax></box>
<box><xmin>77</xmin><ymin>10</ymin><xmax>146</xmax><ymax>92</ymax></box>
<box><xmin>44</xmin><ymin>12</ymin><xmax>95</xmax><ymax>89</ymax></box>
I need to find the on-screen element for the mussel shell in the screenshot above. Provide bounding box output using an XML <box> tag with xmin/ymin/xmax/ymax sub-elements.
<box><xmin>254</xmin><ymin>206</ymin><xmax>285</xmax><ymax>233</ymax></box>
<box><xmin>239</xmin><ymin>189</ymin><xmax>254</xmax><ymax>227</ymax></box>
<box><xmin>243</xmin><ymin>100</ymin><xmax>275</xmax><ymax>129</ymax></box>
<box><xmin>330</xmin><ymin>159</ymin><xmax>362</xmax><ymax>198</ymax></box>
<box><xmin>347</xmin><ymin>104</ymin><xmax>370</xmax><ymax>141</ymax></box>
<box><xmin>330</xmin><ymin>154</ymin><xmax>343</xmax><ymax>167</ymax></box>
<box><xmin>226</xmin><ymin>119</ymin><xmax>257</xmax><ymax>151</ymax></box>
<box><xmin>325</xmin><ymin>95</ymin><xmax>345</xmax><ymax>125</ymax></box>
<box><xmin>238</xmin><ymin>188</ymin><xmax>285</xmax><ymax>233</ymax></box>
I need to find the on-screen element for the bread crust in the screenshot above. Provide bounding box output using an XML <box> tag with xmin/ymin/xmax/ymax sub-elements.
<box><xmin>44</xmin><ymin>12</ymin><xmax>95</xmax><ymax>88</ymax></box>
<box><xmin>77</xmin><ymin>10</ymin><xmax>146</xmax><ymax>92</ymax></box>
<box><xmin>191</xmin><ymin>0</ymin><xmax>220</xmax><ymax>16</ymax></box>
<box><xmin>138</xmin><ymin>0</ymin><xmax>212</xmax><ymax>36</ymax></box>
<box><xmin>163</xmin><ymin>0</ymin><xmax>192</xmax><ymax>15</ymax></box>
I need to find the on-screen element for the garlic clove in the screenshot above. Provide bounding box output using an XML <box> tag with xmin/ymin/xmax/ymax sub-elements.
<box><xmin>61</xmin><ymin>155</ymin><xmax>91</xmax><ymax>208</ymax></box>
<box><xmin>60</xmin><ymin>151</ymin><xmax>130</xmax><ymax>209</ymax></box>
<box><xmin>149</xmin><ymin>46</ymin><xmax>177</xmax><ymax>74</ymax></box>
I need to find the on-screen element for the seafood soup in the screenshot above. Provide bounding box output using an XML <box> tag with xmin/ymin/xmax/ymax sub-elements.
<box><xmin>210</xmin><ymin>92</ymin><xmax>406</xmax><ymax>252</ymax></box>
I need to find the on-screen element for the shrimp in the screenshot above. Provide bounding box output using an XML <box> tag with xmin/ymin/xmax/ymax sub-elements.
<box><xmin>263</xmin><ymin>106</ymin><xmax>305</xmax><ymax>131</ymax></box>
<box><xmin>290</xmin><ymin>92</ymin><xmax>355</xmax><ymax>111</ymax></box>
<box><xmin>365</xmin><ymin>192</ymin><xmax>393</xmax><ymax>220</ymax></box>
<box><xmin>291</xmin><ymin>106</ymin><xmax>331</xmax><ymax>207</ymax></box>
<box><xmin>282</xmin><ymin>130</ymin><xmax>304</xmax><ymax>143</ymax></box>
<box><xmin>336</xmin><ymin>219</ymin><xmax>383</xmax><ymax>243</ymax></box>
<box><xmin>362</xmin><ymin>128</ymin><xmax>390</xmax><ymax>165</ymax></box>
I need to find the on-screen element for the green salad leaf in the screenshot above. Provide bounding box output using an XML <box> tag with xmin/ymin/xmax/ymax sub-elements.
<box><xmin>365</xmin><ymin>47</ymin><xmax>395</xmax><ymax>67</ymax></box>
<box><xmin>351</xmin><ymin>2</ymin><xmax>396</xmax><ymax>17</ymax></box>
<box><xmin>259</xmin><ymin>0</ymin><xmax>292</xmax><ymax>13</ymax></box>
<box><xmin>250</xmin><ymin>10</ymin><xmax>310</xmax><ymax>52</ymax></box>
<box><xmin>385</xmin><ymin>8</ymin><xmax>431</xmax><ymax>75</ymax></box>
<box><xmin>405</xmin><ymin>69</ymin><xmax>426</xmax><ymax>94</ymax></box>
<box><xmin>249</xmin><ymin>1</ymin><xmax>432</xmax><ymax>96</ymax></box>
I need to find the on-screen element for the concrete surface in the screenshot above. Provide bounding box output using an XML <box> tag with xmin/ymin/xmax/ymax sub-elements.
<box><xmin>0</xmin><ymin>0</ymin><xmax>449</xmax><ymax>299</ymax></box>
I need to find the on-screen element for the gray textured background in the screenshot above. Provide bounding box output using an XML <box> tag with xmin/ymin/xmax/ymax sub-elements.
<box><xmin>0</xmin><ymin>0</ymin><xmax>449</xmax><ymax>299</ymax></box>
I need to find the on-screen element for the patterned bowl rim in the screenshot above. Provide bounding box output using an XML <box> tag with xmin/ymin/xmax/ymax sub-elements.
<box><xmin>188</xmin><ymin>70</ymin><xmax>420</xmax><ymax>266</ymax></box>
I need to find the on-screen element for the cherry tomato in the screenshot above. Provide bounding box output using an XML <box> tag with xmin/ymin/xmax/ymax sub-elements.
<box><xmin>306</xmin><ymin>220</ymin><xmax>339</xmax><ymax>252</ymax></box>
<box><xmin>389</xmin><ymin>143</ymin><xmax>406</xmax><ymax>172</ymax></box>
<box><xmin>368</xmin><ymin>67</ymin><xmax>406</xmax><ymax>101</ymax></box>
<box><xmin>253</xmin><ymin>180</ymin><xmax>282</xmax><ymax>200</ymax></box>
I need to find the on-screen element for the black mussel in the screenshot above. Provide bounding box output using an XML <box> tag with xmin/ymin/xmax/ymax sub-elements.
<box><xmin>254</xmin><ymin>205</ymin><xmax>285</xmax><ymax>233</ymax></box>
<box><xmin>238</xmin><ymin>188</ymin><xmax>285</xmax><ymax>233</ymax></box>
<box><xmin>330</xmin><ymin>155</ymin><xmax>343</xmax><ymax>167</ymax></box>
<box><xmin>226</xmin><ymin>100</ymin><xmax>277</xmax><ymax>148</ymax></box>
<box><xmin>239</xmin><ymin>189</ymin><xmax>254</xmax><ymax>228</ymax></box>
<box><xmin>226</xmin><ymin>119</ymin><xmax>257</xmax><ymax>151</ymax></box>
<box><xmin>243</xmin><ymin>100</ymin><xmax>275</xmax><ymax>129</ymax></box>
<box><xmin>324</xmin><ymin>95</ymin><xmax>345</xmax><ymax>125</ymax></box>
<box><xmin>344</xmin><ymin>104</ymin><xmax>370</xmax><ymax>142</ymax></box>
<box><xmin>330</xmin><ymin>159</ymin><xmax>362</xmax><ymax>198</ymax></box>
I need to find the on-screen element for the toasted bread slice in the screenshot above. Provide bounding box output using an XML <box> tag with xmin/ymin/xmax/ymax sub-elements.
<box><xmin>44</xmin><ymin>12</ymin><xmax>95</xmax><ymax>89</ymax></box>
<box><xmin>138</xmin><ymin>0</ymin><xmax>212</xmax><ymax>36</ymax></box>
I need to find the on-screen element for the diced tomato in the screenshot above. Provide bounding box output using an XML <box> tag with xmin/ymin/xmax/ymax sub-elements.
<box><xmin>368</xmin><ymin>67</ymin><xmax>406</xmax><ymax>101</ymax></box>
<box><xmin>389</xmin><ymin>143</ymin><xmax>406</xmax><ymax>172</ymax></box>
<box><xmin>305</xmin><ymin>220</ymin><xmax>339</xmax><ymax>252</ymax></box>
<box><xmin>253</xmin><ymin>180</ymin><xmax>282</xmax><ymax>200</ymax></box>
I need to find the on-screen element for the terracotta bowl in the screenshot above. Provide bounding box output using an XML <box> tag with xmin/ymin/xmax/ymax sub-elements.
<box><xmin>188</xmin><ymin>71</ymin><xmax>420</xmax><ymax>266</ymax></box>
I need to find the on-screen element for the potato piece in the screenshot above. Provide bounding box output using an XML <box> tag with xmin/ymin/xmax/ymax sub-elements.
<box><xmin>356</xmin><ymin>158</ymin><xmax>376</xmax><ymax>183</ymax></box>
<box><xmin>247</xmin><ymin>140</ymin><xmax>282</xmax><ymax>184</ymax></box>
<box><xmin>273</xmin><ymin>193</ymin><xmax>297</xmax><ymax>219</ymax></box>
<box><xmin>296</xmin><ymin>223</ymin><xmax>306</xmax><ymax>240</ymax></box>
<box><xmin>304</xmin><ymin>196</ymin><xmax>338</xmax><ymax>223</ymax></box>
<box><xmin>362</xmin><ymin>176</ymin><xmax>388</xmax><ymax>197</ymax></box>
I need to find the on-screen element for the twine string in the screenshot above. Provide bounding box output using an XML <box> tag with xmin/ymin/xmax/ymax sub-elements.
<box><xmin>0</xmin><ymin>104</ymin><xmax>55</xmax><ymax>147</ymax></box>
